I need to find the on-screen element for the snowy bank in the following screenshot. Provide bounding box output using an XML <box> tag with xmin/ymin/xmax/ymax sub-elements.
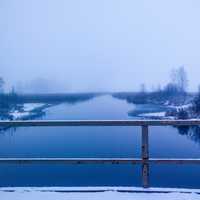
<box><xmin>138</xmin><ymin>112</ymin><xmax>175</xmax><ymax>119</ymax></box>
<box><xmin>168</xmin><ymin>103</ymin><xmax>193</xmax><ymax>111</ymax></box>
<box><xmin>138</xmin><ymin>112</ymin><xmax>166</xmax><ymax>118</ymax></box>
<box><xmin>9</xmin><ymin>111</ymin><xmax>30</xmax><ymax>119</ymax></box>
<box><xmin>9</xmin><ymin>103</ymin><xmax>47</xmax><ymax>120</ymax></box>
<box><xmin>0</xmin><ymin>187</ymin><xmax>200</xmax><ymax>200</ymax></box>
<box><xmin>137</xmin><ymin>103</ymin><xmax>194</xmax><ymax>119</ymax></box>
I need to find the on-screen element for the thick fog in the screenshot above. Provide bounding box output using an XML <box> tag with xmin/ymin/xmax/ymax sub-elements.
<box><xmin>1</xmin><ymin>0</ymin><xmax>200</xmax><ymax>92</ymax></box>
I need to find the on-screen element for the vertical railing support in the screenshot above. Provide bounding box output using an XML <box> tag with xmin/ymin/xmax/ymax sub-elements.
<box><xmin>141</xmin><ymin>125</ymin><xmax>149</xmax><ymax>188</ymax></box>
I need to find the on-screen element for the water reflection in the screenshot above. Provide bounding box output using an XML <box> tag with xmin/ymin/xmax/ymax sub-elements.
<box><xmin>0</xmin><ymin>95</ymin><xmax>200</xmax><ymax>188</ymax></box>
<box><xmin>177</xmin><ymin>126</ymin><xmax>200</xmax><ymax>145</ymax></box>
<box><xmin>0</xmin><ymin>112</ymin><xmax>46</xmax><ymax>133</ymax></box>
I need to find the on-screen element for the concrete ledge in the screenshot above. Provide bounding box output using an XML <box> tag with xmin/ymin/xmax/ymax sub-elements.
<box><xmin>1</xmin><ymin>187</ymin><xmax>200</xmax><ymax>200</ymax></box>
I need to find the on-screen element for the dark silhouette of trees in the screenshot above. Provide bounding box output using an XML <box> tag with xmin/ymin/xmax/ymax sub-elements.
<box><xmin>0</xmin><ymin>77</ymin><xmax>5</xmax><ymax>93</ymax></box>
<box><xmin>192</xmin><ymin>86</ymin><xmax>200</xmax><ymax>115</ymax></box>
<box><xmin>163</xmin><ymin>83</ymin><xmax>180</xmax><ymax>96</ymax></box>
<box><xmin>140</xmin><ymin>83</ymin><xmax>147</xmax><ymax>94</ymax></box>
<box><xmin>177</xmin><ymin>108</ymin><xmax>189</xmax><ymax>119</ymax></box>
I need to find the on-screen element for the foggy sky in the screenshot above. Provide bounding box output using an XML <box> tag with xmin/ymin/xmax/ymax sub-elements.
<box><xmin>1</xmin><ymin>0</ymin><xmax>200</xmax><ymax>92</ymax></box>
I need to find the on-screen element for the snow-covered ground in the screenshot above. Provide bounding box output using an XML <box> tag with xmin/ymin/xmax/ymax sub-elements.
<box><xmin>9</xmin><ymin>103</ymin><xmax>45</xmax><ymax>120</ymax></box>
<box><xmin>137</xmin><ymin>103</ymin><xmax>193</xmax><ymax>119</ymax></box>
<box><xmin>138</xmin><ymin>112</ymin><xmax>166</xmax><ymax>118</ymax></box>
<box><xmin>168</xmin><ymin>103</ymin><xmax>193</xmax><ymax>111</ymax></box>
<box><xmin>9</xmin><ymin>111</ymin><xmax>30</xmax><ymax>119</ymax></box>
<box><xmin>0</xmin><ymin>187</ymin><xmax>200</xmax><ymax>200</ymax></box>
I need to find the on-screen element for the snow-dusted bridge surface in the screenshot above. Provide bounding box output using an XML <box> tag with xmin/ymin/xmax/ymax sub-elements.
<box><xmin>1</xmin><ymin>187</ymin><xmax>200</xmax><ymax>200</ymax></box>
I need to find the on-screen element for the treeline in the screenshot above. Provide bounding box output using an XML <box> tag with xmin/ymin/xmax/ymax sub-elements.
<box><xmin>0</xmin><ymin>77</ymin><xmax>97</xmax><ymax>104</ymax></box>
<box><xmin>113</xmin><ymin>66</ymin><xmax>200</xmax><ymax>119</ymax></box>
<box><xmin>113</xmin><ymin>66</ymin><xmax>191</xmax><ymax>105</ymax></box>
<box><xmin>0</xmin><ymin>77</ymin><xmax>99</xmax><ymax>119</ymax></box>
<box><xmin>0</xmin><ymin>78</ymin><xmax>17</xmax><ymax>118</ymax></box>
<box><xmin>0</xmin><ymin>92</ymin><xmax>97</xmax><ymax>104</ymax></box>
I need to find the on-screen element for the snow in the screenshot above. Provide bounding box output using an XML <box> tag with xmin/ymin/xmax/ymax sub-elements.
<box><xmin>0</xmin><ymin>187</ymin><xmax>200</xmax><ymax>200</ymax></box>
<box><xmin>9</xmin><ymin>111</ymin><xmax>29</xmax><ymax>119</ymax></box>
<box><xmin>164</xmin><ymin>101</ymin><xmax>170</xmax><ymax>106</ymax></box>
<box><xmin>138</xmin><ymin>103</ymin><xmax>193</xmax><ymax>118</ymax></box>
<box><xmin>9</xmin><ymin>103</ymin><xmax>45</xmax><ymax>120</ymax></box>
<box><xmin>139</xmin><ymin>112</ymin><xmax>166</xmax><ymax>117</ymax></box>
<box><xmin>23</xmin><ymin>103</ymin><xmax>45</xmax><ymax>112</ymax></box>
<box><xmin>169</xmin><ymin>103</ymin><xmax>192</xmax><ymax>111</ymax></box>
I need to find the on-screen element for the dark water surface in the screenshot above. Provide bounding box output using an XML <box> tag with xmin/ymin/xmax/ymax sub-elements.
<box><xmin>0</xmin><ymin>95</ymin><xmax>200</xmax><ymax>188</ymax></box>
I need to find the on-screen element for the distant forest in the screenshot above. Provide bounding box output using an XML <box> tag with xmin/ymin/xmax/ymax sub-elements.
<box><xmin>113</xmin><ymin>67</ymin><xmax>200</xmax><ymax>119</ymax></box>
<box><xmin>0</xmin><ymin>77</ymin><xmax>97</xmax><ymax>120</ymax></box>
<box><xmin>1</xmin><ymin>66</ymin><xmax>200</xmax><ymax>119</ymax></box>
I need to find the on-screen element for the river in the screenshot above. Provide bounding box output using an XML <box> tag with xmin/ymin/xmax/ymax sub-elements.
<box><xmin>0</xmin><ymin>95</ymin><xmax>200</xmax><ymax>188</ymax></box>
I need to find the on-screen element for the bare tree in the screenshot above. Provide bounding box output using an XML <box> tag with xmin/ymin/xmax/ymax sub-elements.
<box><xmin>192</xmin><ymin>84</ymin><xmax>200</xmax><ymax>115</ymax></box>
<box><xmin>178</xmin><ymin>66</ymin><xmax>188</xmax><ymax>92</ymax></box>
<box><xmin>170</xmin><ymin>66</ymin><xmax>188</xmax><ymax>93</ymax></box>
<box><xmin>140</xmin><ymin>83</ymin><xmax>146</xmax><ymax>94</ymax></box>
<box><xmin>0</xmin><ymin>77</ymin><xmax>5</xmax><ymax>93</ymax></box>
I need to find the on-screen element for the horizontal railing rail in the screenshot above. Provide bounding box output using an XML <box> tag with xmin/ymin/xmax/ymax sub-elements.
<box><xmin>1</xmin><ymin>119</ymin><xmax>200</xmax><ymax>126</ymax></box>
<box><xmin>0</xmin><ymin>119</ymin><xmax>200</xmax><ymax>188</ymax></box>
<box><xmin>1</xmin><ymin>158</ymin><xmax>200</xmax><ymax>164</ymax></box>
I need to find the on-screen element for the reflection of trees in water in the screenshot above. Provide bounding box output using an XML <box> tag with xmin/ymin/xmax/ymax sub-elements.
<box><xmin>177</xmin><ymin>126</ymin><xmax>200</xmax><ymax>145</ymax></box>
<box><xmin>0</xmin><ymin>127</ymin><xmax>17</xmax><ymax>135</ymax></box>
<box><xmin>0</xmin><ymin>112</ymin><xmax>46</xmax><ymax>134</ymax></box>
<box><xmin>0</xmin><ymin>125</ymin><xmax>17</xmax><ymax>133</ymax></box>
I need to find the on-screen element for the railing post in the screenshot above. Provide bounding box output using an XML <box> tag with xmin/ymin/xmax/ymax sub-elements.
<box><xmin>141</xmin><ymin>125</ymin><xmax>149</xmax><ymax>188</ymax></box>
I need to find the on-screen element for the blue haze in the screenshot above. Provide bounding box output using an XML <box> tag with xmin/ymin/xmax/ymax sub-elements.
<box><xmin>0</xmin><ymin>0</ymin><xmax>200</xmax><ymax>92</ymax></box>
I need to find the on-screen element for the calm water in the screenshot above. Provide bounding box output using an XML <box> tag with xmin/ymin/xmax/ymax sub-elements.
<box><xmin>0</xmin><ymin>95</ymin><xmax>200</xmax><ymax>188</ymax></box>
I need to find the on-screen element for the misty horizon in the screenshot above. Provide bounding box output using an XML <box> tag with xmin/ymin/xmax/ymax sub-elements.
<box><xmin>1</xmin><ymin>0</ymin><xmax>200</xmax><ymax>92</ymax></box>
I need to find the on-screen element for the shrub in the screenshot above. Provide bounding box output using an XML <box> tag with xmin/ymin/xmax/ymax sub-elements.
<box><xmin>177</xmin><ymin>108</ymin><xmax>189</xmax><ymax>119</ymax></box>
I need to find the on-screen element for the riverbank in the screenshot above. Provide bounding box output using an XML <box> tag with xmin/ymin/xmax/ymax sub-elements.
<box><xmin>112</xmin><ymin>92</ymin><xmax>198</xmax><ymax>119</ymax></box>
<box><xmin>132</xmin><ymin>104</ymin><xmax>193</xmax><ymax>119</ymax></box>
<box><xmin>9</xmin><ymin>103</ymin><xmax>52</xmax><ymax>120</ymax></box>
<box><xmin>0</xmin><ymin>93</ymin><xmax>99</xmax><ymax>120</ymax></box>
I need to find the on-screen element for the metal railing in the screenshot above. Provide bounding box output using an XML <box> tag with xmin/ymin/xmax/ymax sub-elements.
<box><xmin>1</xmin><ymin>119</ymin><xmax>200</xmax><ymax>188</ymax></box>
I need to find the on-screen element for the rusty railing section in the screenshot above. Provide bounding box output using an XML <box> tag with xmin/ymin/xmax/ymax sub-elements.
<box><xmin>1</xmin><ymin>120</ymin><xmax>200</xmax><ymax>188</ymax></box>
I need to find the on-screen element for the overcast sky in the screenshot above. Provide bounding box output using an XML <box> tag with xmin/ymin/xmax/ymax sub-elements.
<box><xmin>1</xmin><ymin>0</ymin><xmax>200</xmax><ymax>92</ymax></box>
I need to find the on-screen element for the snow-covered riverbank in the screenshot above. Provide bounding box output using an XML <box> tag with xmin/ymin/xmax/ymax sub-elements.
<box><xmin>9</xmin><ymin>103</ymin><xmax>50</xmax><ymax>120</ymax></box>
<box><xmin>138</xmin><ymin>111</ymin><xmax>169</xmax><ymax>118</ymax></box>
<box><xmin>137</xmin><ymin>103</ymin><xmax>195</xmax><ymax>119</ymax></box>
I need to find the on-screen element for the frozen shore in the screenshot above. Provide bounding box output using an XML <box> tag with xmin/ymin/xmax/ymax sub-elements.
<box><xmin>9</xmin><ymin>103</ymin><xmax>50</xmax><ymax>120</ymax></box>
<box><xmin>137</xmin><ymin>103</ymin><xmax>195</xmax><ymax>119</ymax></box>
